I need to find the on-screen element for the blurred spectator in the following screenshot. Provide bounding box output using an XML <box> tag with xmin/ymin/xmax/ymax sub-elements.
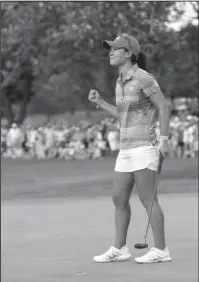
<box><xmin>107</xmin><ymin>127</ymin><xmax>120</xmax><ymax>157</ymax></box>
<box><xmin>1</xmin><ymin>124</ymin><xmax>8</xmax><ymax>154</ymax></box>
<box><xmin>35</xmin><ymin>127</ymin><xmax>46</xmax><ymax>159</ymax></box>
<box><xmin>25</xmin><ymin>124</ymin><xmax>37</xmax><ymax>158</ymax></box>
<box><xmin>1</xmin><ymin>113</ymin><xmax>198</xmax><ymax>160</ymax></box>
<box><xmin>5</xmin><ymin>123</ymin><xmax>24</xmax><ymax>159</ymax></box>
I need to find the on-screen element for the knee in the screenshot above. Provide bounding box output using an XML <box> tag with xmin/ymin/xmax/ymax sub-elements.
<box><xmin>139</xmin><ymin>195</ymin><xmax>158</xmax><ymax>211</ymax></box>
<box><xmin>112</xmin><ymin>193</ymin><xmax>129</xmax><ymax>208</ymax></box>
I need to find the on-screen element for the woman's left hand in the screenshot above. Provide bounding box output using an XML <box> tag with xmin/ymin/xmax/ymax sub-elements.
<box><xmin>158</xmin><ymin>137</ymin><xmax>169</xmax><ymax>158</ymax></box>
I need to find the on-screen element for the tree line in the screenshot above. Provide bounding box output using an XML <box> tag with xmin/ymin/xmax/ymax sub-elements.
<box><xmin>0</xmin><ymin>1</ymin><xmax>198</xmax><ymax>126</ymax></box>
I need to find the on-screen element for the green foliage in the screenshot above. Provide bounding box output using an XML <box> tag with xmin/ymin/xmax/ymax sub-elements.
<box><xmin>1</xmin><ymin>1</ymin><xmax>198</xmax><ymax>116</ymax></box>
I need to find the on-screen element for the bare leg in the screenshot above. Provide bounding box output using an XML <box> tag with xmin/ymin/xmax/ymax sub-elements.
<box><xmin>112</xmin><ymin>172</ymin><xmax>135</xmax><ymax>249</ymax></box>
<box><xmin>134</xmin><ymin>168</ymin><xmax>166</xmax><ymax>250</ymax></box>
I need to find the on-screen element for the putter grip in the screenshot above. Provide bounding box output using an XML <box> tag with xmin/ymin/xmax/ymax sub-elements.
<box><xmin>157</xmin><ymin>153</ymin><xmax>164</xmax><ymax>175</ymax></box>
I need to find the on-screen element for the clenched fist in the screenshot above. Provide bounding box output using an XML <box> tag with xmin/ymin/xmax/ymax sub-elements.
<box><xmin>88</xmin><ymin>89</ymin><xmax>101</xmax><ymax>104</ymax></box>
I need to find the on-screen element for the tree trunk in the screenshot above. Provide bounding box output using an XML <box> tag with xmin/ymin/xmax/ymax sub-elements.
<box><xmin>16</xmin><ymin>99</ymin><xmax>29</xmax><ymax>126</ymax></box>
<box><xmin>0</xmin><ymin>94</ymin><xmax>14</xmax><ymax>127</ymax></box>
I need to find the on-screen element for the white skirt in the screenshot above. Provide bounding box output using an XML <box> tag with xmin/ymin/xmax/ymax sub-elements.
<box><xmin>114</xmin><ymin>145</ymin><xmax>159</xmax><ymax>172</ymax></box>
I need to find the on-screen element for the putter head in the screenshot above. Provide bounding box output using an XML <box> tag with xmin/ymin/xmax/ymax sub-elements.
<box><xmin>134</xmin><ymin>243</ymin><xmax>148</xmax><ymax>249</ymax></box>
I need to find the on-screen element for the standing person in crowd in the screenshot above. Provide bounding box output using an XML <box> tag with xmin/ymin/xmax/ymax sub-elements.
<box><xmin>177</xmin><ymin>121</ymin><xmax>185</xmax><ymax>158</ymax></box>
<box><xmin>95</xmin><ymin>127</ymin><xmax>107</xmax><ymax>157</ymax></box>
<box><xmin>193</xmin><ymin>119</ymin><xmax>198</xmax><ymax>157</ymax></box>
<box><xmin>35</xmin><ymin>127</ymin><xmax>46</xmax><ymax>159</ymax></box>
<box><xmin>44</xmin><ymin>124</ymin><xmax>55</xmax><ymax>159</ymax></box>
<box><xmin>187</xmin><ymin>118</ymin><xmax>198</xmax><ymax>158</ymax></box>
<box><xmin>183</xmin><ymin>122</ymin><xmax>190</xmax><ymax>158</ymax></box>
<box><xmin>107</xmin><ymin>126</ymin><xmax>120</xmax><ymax>157</ymax></box>
<box><xmin>6</xmin><ymin>123</ymin><xmax>24</xmax><ymax>158</ymax></box>
<box><xmin>25</xmin><ymin>124</ymin><xmax>36</xmax><ymax>158</ymax></box>
<box><xmin>88</xmin><ymin>34</ymin><xmax>171</xmax><ymax>264</ymax></box>
<box><xmin>169</xmin><ymin>116</ymin><xmax>180</xmax><ymax>158</ymax></box>
<box><xmin>1</xmin><ymin>124</ymin><xmax>8</xmax><ymax>154</ymax></box>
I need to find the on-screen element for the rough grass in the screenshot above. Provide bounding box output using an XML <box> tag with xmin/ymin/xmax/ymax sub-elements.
<box><xmin>1</xmin><ymin>157</ymin><xmax>198</xmax><ymax>200</ymax></box>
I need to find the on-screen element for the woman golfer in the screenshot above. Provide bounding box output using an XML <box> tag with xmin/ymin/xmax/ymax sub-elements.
<box><xmin>88</xmin><ymin>34</ymin><xmax>172</xmax><ymax>264</ymax></box>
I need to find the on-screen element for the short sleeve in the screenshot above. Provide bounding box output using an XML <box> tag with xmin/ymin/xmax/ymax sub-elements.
<box><xmin>140</xmin><ymin>74</ymin><xmax>162</xmax><ymax>97</ymax></box>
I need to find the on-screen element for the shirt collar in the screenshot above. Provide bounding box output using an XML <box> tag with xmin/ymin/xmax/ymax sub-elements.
<box><xmin>117</xmin><ymin>64</ymin><xmax>138</xmax><ymax>83</ymax></box>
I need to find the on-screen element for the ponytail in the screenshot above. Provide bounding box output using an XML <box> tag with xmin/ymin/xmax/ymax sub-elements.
<box><xmin>137</xmin><ymin>52</ymin><xmax>148</xmax><ymax>71</ymax></box>
<box><xmin>131</xmin><ymin>52</ymin><xmax>148</xmax><ymax>71</ymax></box>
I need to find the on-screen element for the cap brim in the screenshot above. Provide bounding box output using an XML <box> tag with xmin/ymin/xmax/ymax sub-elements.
<box><xmin>102</xmin><ymin>40</ymin><xmax>114</xmax><ymax>49</ymax></box>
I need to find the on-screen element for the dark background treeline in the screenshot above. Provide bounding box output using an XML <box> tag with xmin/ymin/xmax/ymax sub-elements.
<box><xmin>0</xmin><ymin>1</ymin><xmax>198</xmax><ymax>126</ymax></box>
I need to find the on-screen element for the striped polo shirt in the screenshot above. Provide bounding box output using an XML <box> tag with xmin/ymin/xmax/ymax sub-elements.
<box><xmin>115</xmin><ymin>64</ymin><xmax>160</xmax><ymax>150</ymax></box>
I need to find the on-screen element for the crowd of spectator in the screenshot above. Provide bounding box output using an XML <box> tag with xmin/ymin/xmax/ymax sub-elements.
<box><xmin>1</xmin><ymin>114</ymin><xmax>198</xmax><ymax>160</ymax></box>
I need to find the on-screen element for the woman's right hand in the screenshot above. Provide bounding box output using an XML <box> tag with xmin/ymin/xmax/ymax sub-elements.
<box><xmin>88</xmin><ymin>89</ymin><xmax>101</xmax><ymax>104</ymax></box>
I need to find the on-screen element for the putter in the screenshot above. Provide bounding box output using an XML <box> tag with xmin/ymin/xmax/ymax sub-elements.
<box><xmin>134</xmin><ymin>152</ymin><xmax>164</xmax><ymax>249</ymax></box>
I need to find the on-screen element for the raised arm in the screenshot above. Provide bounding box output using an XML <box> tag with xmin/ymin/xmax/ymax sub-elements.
<box><xmin>88</xmin><ymin>89</ymin><xmax>118</xmax><ymax>119</ymax></box>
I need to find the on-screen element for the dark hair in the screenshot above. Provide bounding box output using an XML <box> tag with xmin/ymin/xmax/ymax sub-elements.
<box><xmin>131</xmin><ymin>52</ymin><xmax>148</xmax><ymax>71</ymax></box>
